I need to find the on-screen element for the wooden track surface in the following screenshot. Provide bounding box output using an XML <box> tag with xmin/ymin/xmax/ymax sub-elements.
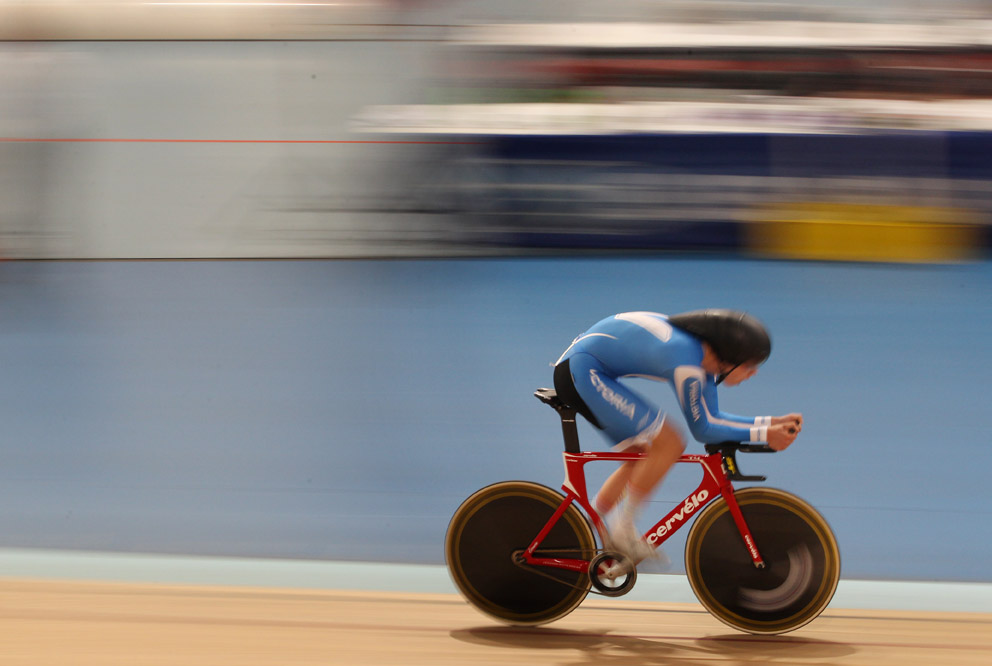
<box><xmin>1</xmin><ymin>579</ymin><xmax>990</xmax><ymax>665</ymax></box>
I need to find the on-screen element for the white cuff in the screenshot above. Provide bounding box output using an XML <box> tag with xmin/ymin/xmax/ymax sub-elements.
<box><xmin>749</xmin><ymin>425</ymin><xmax>768</xmax><ymax>443</ymax></box>
<box><xmin>755</xmin><ymin>416</ymin><xmax>772</xmax><ymax>427</ymax></box>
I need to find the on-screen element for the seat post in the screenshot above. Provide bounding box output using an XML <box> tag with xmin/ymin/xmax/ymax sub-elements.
<box><xmin>558</xmin><ymin>405</ymin><xmax>581</xmax><ymax>454</ymax></box>
<box><xmin>534</xmin><ymin>388</ymin><xmax>582</xmax><ymax>453</ymax></box>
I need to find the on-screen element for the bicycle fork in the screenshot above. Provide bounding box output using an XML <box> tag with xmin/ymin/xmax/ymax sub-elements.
<box><xmin>721</xmin><ymin>484</ymin><xmax>766</xmax><ymax>569</ymax></box>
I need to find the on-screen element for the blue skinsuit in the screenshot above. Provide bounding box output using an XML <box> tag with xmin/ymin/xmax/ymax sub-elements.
<box><xmin>556</xmin><ymin>312</ymin><xmax>770</xmax><ymax>447</ymax></box>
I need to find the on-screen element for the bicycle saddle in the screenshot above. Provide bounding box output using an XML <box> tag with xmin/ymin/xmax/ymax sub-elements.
<box><xmin>534</xmin><ymin>387</ymin><xmax>565</xmax><ymax>409</ymax></box>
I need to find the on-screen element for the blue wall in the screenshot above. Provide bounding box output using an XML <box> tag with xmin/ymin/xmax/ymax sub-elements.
<box><xmin>2</xmin><ymin>257</ymin><xmax>990</xmax><ymax>581</ymax></box>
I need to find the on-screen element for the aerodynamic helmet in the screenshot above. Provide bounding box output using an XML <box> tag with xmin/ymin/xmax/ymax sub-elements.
<box><xmin>668</xmin><ymin>309</ymin><xmax>772</xmax><ymax>366</ymax></box>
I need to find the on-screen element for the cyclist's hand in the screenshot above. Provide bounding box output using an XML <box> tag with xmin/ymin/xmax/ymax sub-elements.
<box><xmin>772</xmin><ymin>413</ymin><xmax>803</xmax><ymax>433</ymax></box>
<box><xmin>767</xmin><ymin>423</ymin><xmax>799</xmax><ymax>451</ymax></box>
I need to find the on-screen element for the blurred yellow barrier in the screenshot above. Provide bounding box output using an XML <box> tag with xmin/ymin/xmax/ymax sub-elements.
<box><xmin>748</xmin><ymin>202</ymin><xmax>984</xmax><ymax>263</ymax></box>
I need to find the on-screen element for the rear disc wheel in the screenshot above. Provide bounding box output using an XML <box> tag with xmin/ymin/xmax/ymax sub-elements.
<box><xmin>445</xmin><ymin>481</ymin><xmax>595</xmax><ymax>625</ymax></box>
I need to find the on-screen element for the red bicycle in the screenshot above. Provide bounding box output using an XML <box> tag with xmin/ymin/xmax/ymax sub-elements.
<box><xmin>445</xmin><ymin>388</ymin><xmax>840</xmax><ymax>635</ymax></box>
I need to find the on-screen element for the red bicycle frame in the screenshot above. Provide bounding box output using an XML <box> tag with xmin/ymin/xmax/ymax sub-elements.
<box><xmin>521</xmin><ymin>450</ymin><xmax>766</xmax><ymax>573</ymax></box>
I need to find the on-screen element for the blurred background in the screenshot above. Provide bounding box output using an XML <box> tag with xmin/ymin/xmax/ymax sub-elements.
<box><xmin>1</xmin><ymin>1</ymin><xmax>991</xmax><ymax>584</ymax></box>
<box><xmin>3</xmin><ymin>0</ymin><xmax>992</xmax><ymax>260</ymax></box>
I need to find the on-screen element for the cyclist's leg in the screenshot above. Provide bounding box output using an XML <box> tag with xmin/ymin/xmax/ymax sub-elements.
<box><xmin>595</xmin><ymin>416</ymin><xmax>686</xmax><ymax>517</ymax></box>
<box><xmin>629</xmin><ymin>419</ymin><xmax>685</xmax><ymax>507</ymax></box>
<box><xmin>556</xmin><ymin>354</ymin><xmax>638</xmax><ymax>514</ymax></box>
<box><xmin>567</xmin><ymin>353</ymin><xmax>682</xmax><ymax>560</ymax></box>
<box><xmin>564</xmin><ymin>352</ymin><xmax>657</xmax><ymax>445</ymax></box>
<box><xmin>613</xmin><ymin>433</ymin><xmax>682</xmax><ymax>566</ymax></box>
<box><xmin>596</xmin><ymin>461</ymin><xmax>636</xmax><ymax>515</ymax></box>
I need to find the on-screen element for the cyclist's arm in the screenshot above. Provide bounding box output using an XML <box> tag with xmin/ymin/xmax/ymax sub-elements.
<box><xmin>673</xmin><ymin>366</ymin><xmax>769</xmax><ymax>443</ymax></box>
<box><xmin>709</xmin><ymin>408</ymin><xmax>772</xmax><ymax>428</ymax></box>
<box><xmin>702</xmin><ymin>382</ymin><xmax>776</xmax><ymax>429</ymax></box>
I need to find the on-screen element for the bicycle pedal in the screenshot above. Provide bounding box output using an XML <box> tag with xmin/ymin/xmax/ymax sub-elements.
<box><xmin>595</xmin><ymin>550</ymin><xmax>636</xmax><ymax>576</ymax></box>
<box><xmin>589</xmin><ymin>551</ymin><xmax>637</xmax><ymax>597</ymax></box>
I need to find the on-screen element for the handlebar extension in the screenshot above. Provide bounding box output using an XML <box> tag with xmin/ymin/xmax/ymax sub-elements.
<box><xmin>704</xmin><ymin>441</ymin><xmax>773</xmax><ymax>482</ymax></box>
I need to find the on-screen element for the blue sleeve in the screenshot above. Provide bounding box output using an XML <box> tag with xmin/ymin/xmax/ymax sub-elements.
<box><xmin>673</xmin><ymin>366</ymin><xmax>769</xmax><ymax>444</ymax></box>
<box><xmin>702</xmin><ymin>382</ymin><xmax>773</xmax><ymax>428</ymax></box>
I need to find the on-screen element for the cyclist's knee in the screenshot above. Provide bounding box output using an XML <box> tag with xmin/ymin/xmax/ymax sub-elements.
<box><xmin>651</xmin><ymin>419</ymin><xmax>685</xmax><ymax>452</ymax></box>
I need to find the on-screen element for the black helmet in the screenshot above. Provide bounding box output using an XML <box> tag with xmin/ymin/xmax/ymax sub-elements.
<box><xmin>668</xmin><ymin>309</ymin><xmax>771</xmax><ymax>366</ymax></box>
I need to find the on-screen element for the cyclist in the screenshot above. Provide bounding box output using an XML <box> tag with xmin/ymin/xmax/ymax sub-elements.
<box><xmin>553</xmin><ymin>309</ymin><xmax>802</xmax><ymax>563</ymax></box>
